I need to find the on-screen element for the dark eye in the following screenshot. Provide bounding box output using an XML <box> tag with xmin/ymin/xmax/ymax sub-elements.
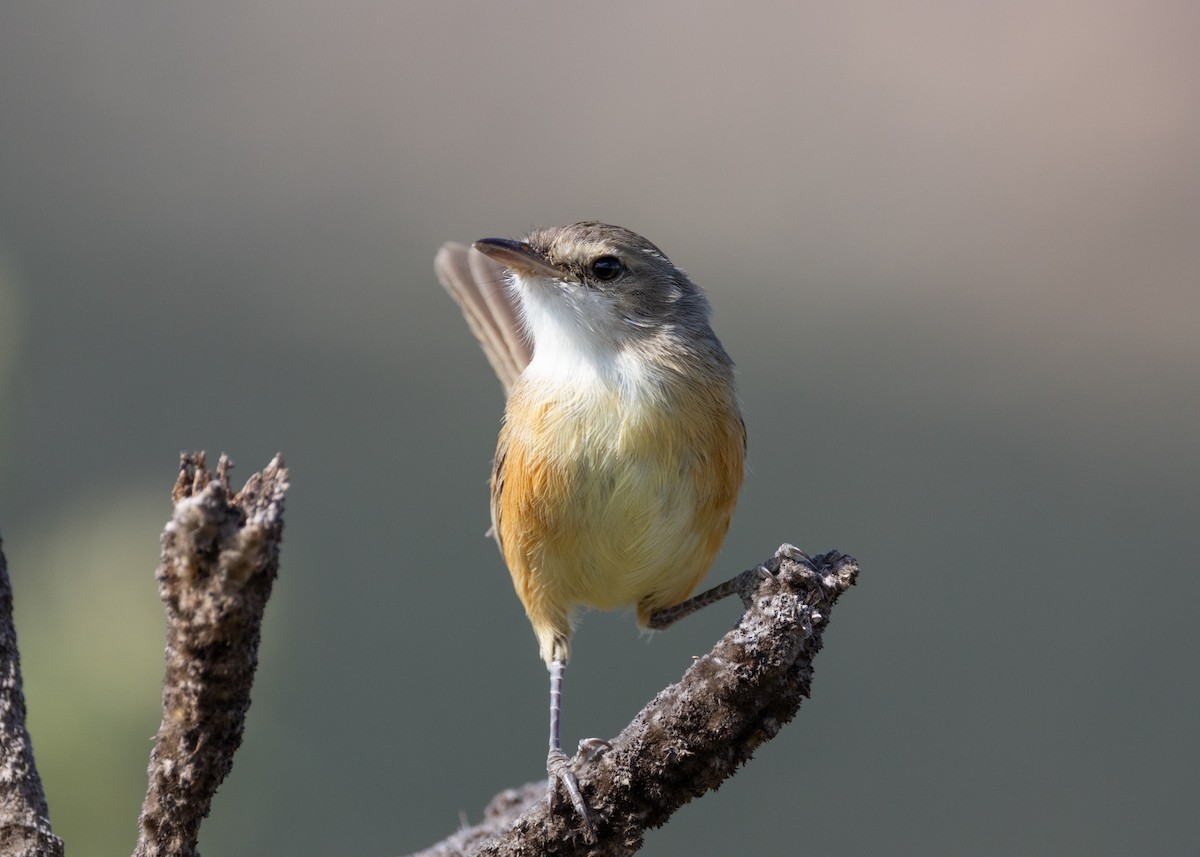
<box><xmin>589</xmin><ymin>255</ymin><xmax>623</xmax><ymax>281</ymax></box>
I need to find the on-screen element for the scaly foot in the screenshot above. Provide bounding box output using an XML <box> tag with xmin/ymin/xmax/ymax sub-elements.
<box><xmin>737</xmin><ymin>543</ymin><xmax>819</xmax><ymax>607</ymax></box>
<box><xmin>547</xmin><ymin>746</ymin><xmax>596</xmax><ymax>842</ymax></box>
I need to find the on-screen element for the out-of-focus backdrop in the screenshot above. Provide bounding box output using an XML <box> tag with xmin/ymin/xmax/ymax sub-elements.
<box><xmin>1</xmin><ymin>2</ymin><xmax>1197</xmax><ymax>855</ymax></box>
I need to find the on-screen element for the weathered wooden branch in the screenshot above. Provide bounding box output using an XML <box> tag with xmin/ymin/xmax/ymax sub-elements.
<box><xmin>409</xmin><ymin>548</ymin><xmax>860</xmax><ymax>857</ymax></box>
<box><xmin>0</xmin><ymin>534</ymin><xmax>63</xmax><ymax>857</ymax></box>
<box><xmin>133</xmin><ymin>452</ymin><xmax>288</xmax><ymax>857</ymax></box>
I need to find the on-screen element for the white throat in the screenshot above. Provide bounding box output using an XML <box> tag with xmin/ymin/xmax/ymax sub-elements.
<box><xmin>513</xmin><ymin>274</ymin><xmax>631</xmax><ymax>386</ymax></box>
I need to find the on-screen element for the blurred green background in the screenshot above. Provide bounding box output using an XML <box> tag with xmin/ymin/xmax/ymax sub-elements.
<box><xmin>1</xmin><ymin>2</ymin><xmax>1197</xmax><ymax>855</ymax></box>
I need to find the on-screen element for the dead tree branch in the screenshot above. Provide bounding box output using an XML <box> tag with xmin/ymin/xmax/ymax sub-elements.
<box><xmin>0</xmin><ymin>535</ymin><xmax>63</xmax><ymax>857</ymax></box>
<box><xmin>133</xmin><ymin>452</ymin><xmax>288</xmax><ymax>857</ymax></box>
<box><xmin>409</xmin><ymin>548</ymin><xmax>859</xmax><ymax>857</ymax></box>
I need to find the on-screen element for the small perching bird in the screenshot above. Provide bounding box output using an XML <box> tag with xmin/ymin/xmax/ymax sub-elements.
<box><xmin>436</xmin><ymin>223</ymin><xmax>746</xmax><ymax>840</ymax></box>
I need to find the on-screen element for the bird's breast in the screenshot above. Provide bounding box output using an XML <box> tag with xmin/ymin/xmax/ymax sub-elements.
<box><xmin>492</xmin><ymin>368</ymin><xmax>744</xmax><ymax>616</ymax></box>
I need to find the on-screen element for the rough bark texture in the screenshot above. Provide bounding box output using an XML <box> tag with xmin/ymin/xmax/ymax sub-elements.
<box><xmin>409</xmin><ymin>548</ymin><xmax>859</xmax><ymax>857</ymax></box>
<box><xmin>133</xmin><ymin>452</ymin><xmax>288</xmax><ymax>857</ymax></box>
<box><xmin>0</xmin><ymin>535</ymin><xmax>63</xmax><ymax>857</ymax></box>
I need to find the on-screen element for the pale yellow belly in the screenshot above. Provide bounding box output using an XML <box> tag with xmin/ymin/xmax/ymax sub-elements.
<box><xmin>539</xmin><ymin>441</ymin><xmax>711</xmax><ymax>611</ymax></box>
<box><xmin>492</xmin><ymin>376</ymin><xmax>744</xmax><ymax>663</ymax></box>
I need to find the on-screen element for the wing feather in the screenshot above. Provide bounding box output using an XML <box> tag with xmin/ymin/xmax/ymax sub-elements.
<box><xmin>434</xmin><ymin>242</ymin><xmax>532</xmax><ymax>393</ymax></box>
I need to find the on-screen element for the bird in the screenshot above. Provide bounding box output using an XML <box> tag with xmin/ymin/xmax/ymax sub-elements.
<box><xmin>435</xmin><ymin>222</ymin><xmax>745</xmax><ymax>839</ymax></box>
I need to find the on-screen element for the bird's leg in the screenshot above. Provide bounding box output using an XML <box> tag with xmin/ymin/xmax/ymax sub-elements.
<box><xmin>647</xmin><ymin>543</ymin><xmax>818</xmax><ymax>630</ymax></box>
<box><xmin>546</xmin><ymin>659</ymin><xmax>597</xmax><ymax>842</ymax></box>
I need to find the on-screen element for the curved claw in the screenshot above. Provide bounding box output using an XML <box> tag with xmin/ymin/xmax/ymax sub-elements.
<box><xmin>577</xmin><ymin>737</ymin><xmax>612</xmax><ymax>763</ymax></box>
<box><xmin>735</xmin><ymin>565</ymin><xmax>774</xmax><ymax>608</ymax></box>
<box><xmin>547</xmin><ymin>748</ymin><xmax>597</xmax><ymax>843</ymax></box>
<box><xmin>775</xmin><ymin>543</ymin><xmax>818</xmax><ymax>571</ymax></box>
